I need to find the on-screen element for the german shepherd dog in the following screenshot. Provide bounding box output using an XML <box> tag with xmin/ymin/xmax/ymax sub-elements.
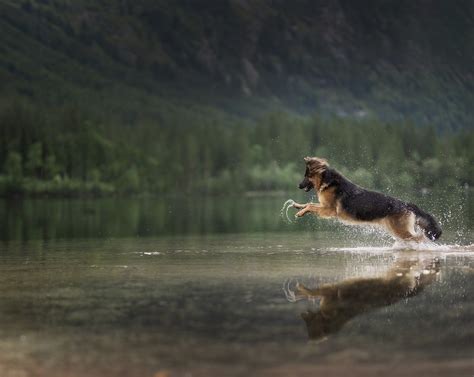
<box><xmin>293</xmin><ymin>157</ymin><xmax>442</xmax><ymax>241</ymax></box>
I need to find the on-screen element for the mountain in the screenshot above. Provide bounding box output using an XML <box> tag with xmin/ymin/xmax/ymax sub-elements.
<box><xmin>0</xmin><ymin>0</ymin><xmax>473</xmax><ymax>128</ymax></box>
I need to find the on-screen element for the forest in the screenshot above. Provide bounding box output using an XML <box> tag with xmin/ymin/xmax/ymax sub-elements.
<box><xmin>1</xmin><ymin>99</ymin><xmax>472</xmax><ymax>197</ymax></box>
<box><xmin>1</xmin><ymin>1</ymin><xmax>473</xmax><ymax>197</ymax></box>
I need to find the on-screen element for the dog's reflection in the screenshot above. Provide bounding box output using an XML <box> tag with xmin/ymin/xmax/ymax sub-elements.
<box><xmin>289</xmin><ymin>257</ymin><xmax>440</xmax><ymax>340</ymax></box>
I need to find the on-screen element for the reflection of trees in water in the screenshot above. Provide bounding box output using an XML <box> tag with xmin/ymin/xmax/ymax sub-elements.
<box><xmin>0</xmin><ymin>196</ymin><xmax>294</xmax><ymax>241</ymax></box>
<box><xmin>287</xmin><ymin>257</ymin><xmax>440</xmax><ymax>341</ymax></box>
<box><xmin>0</xmin><ymin>190</ymin><xmax>471</xmax><ymax>241</ymax></box>
<box><xmin>1</xmin><ymin>198</ymin><xmax>141</xmax><ymax>241</ymax></box>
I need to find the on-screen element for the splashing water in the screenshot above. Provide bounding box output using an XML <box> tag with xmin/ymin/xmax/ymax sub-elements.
<box><xmin>329</xmin><ymin>242</ymin><xmax>474</xmax><ymax>254</ymax></box>
<box><xmin>281</xmin><ymin>199</ymin><xmax>296</xmax><ymax>223</ymax></box>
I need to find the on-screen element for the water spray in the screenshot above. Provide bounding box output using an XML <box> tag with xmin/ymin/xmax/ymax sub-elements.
<box><xmin>281</xmin><ymin>199</ymin><xmax>297</xmax><ymax>223</ymax></box>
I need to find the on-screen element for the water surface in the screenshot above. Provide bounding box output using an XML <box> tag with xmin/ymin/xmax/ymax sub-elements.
<box><xmin>0</xmin><ymin>192</ymin><xmax>473</xmax><ymax>376</ymax></box>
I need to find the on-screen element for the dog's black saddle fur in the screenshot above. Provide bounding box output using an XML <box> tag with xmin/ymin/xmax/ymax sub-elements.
<box><xmin>322</xmin><ymin>169</ymin><xmax>406</xmax><ymax>221</ymax></box>
<box><xmin>321</xmin><ymin>169</ymin><xmax>442</xmax><ymax>240</ymax></box>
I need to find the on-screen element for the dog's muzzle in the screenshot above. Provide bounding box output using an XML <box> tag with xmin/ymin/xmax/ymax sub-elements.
<box><xmin>298</xmin><ymin>177</ymin><xmax>314</xmax><ymax>192</ymax></box>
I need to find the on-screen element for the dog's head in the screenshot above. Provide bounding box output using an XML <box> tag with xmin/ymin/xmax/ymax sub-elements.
<box><xmin>298</xmin><ymin>157</ymin><xmax>328</xmax><ymax>192</ymax></box>
<box><xmin>301</xmin><ymin>310</ymin><xmax>343</xmax><ymax>340</ymax></box>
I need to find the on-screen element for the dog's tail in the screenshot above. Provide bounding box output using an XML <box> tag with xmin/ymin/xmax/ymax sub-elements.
<box><xmin>407</xmin><ymin>203</ymin><xmax>442</xmax><ymax>241</ymax></box>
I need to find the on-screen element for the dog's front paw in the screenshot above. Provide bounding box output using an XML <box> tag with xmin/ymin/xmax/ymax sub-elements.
<box><xmin>295</xmin><ymin>208</ymin><xmax>308</xmax><ymax>217</ymax></box>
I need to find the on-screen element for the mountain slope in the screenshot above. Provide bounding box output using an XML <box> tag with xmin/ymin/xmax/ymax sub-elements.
<box><xmin>0</xmin><ymin>0</ymin><xmax>473</xmax><ymax>128</ymax></box>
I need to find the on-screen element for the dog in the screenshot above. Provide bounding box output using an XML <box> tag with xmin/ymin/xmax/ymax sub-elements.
<box><xmin>293</xmin><ymin>157</ymin><xmax>442</xmax><ymax>241</ymax></box>
<box><xmin>292</xmin><ymin>257</ymin><xmax>440</xmax><ymax>340</ymax></box>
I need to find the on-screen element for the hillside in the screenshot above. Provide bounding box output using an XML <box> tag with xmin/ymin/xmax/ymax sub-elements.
<box><xmin>0</xmin><ymin>0</ymin><xmax>473</xmax><ymax>128</ymax></box>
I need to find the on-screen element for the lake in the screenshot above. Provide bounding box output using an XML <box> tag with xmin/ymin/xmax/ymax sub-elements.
<box><xmin>0</xmin><ymin>189</ymin><xmax>473</xmax><ymax>377</ymax></box>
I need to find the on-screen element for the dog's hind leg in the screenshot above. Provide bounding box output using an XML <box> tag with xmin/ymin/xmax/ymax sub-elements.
<box><xmin>385</xmin><ymin>212</ymin><xmax>424</xmax><ymax>242</ymax></box>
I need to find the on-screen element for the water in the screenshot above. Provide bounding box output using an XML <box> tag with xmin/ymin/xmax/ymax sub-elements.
<box><xmin>280</xmin><ymin>198</ymin><xmax>296</xmax><ymax>223</ymax></box>
<box><xmin>0</xmin><ymin>191</ymin><xmax>473</xmax><ymax>377</ymax></box>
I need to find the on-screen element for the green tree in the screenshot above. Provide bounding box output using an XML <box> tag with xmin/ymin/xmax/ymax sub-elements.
<box><xmin>25</xmin><ymin>142</ymin><xmax>43</xmax><ymax>178</ymax></box>
<box><xmin>4</xmin><ymin>151</ymin><xmax>23</xmax><ymax>181</ymax></box>
<box><xmin>118</xmin><ymin>166</ymin><xmax>140</xmax><ymax>194</ymax></box>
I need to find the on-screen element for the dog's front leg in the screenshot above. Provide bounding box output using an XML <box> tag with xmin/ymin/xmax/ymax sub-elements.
<box><xmin>296</xmin><ymin>204</ymin><xmax>336</xmax><ymax>218</ymax></box>
<box><xmin>295</xmin><ymin>203</ymin><xmax>322</xmax><ymax>217</ymax></box>
<box><xmin>295</xmin><ymin>282</ymin><xmax>322</xmax><ymax>297</ymax></box>
<box><xmin>292</xmin><ymin>202</ymin><xmax>307</xmax><ymax>209</ymax></box>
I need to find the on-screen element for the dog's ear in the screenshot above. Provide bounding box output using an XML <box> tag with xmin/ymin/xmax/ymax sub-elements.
<box><xmin>305</xmin><ymin>157</ymin><xmax>329</xmax><ymax>176</ymax></box>
<box><xmin>304</xmin><ymin>157</ymin><xmax>328</xmax><ymax>165</ymax></box>
<box><xmin>314</xmin><ymin>157</ymin><xmax>328</xmax><ymax>166</ymax></box>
